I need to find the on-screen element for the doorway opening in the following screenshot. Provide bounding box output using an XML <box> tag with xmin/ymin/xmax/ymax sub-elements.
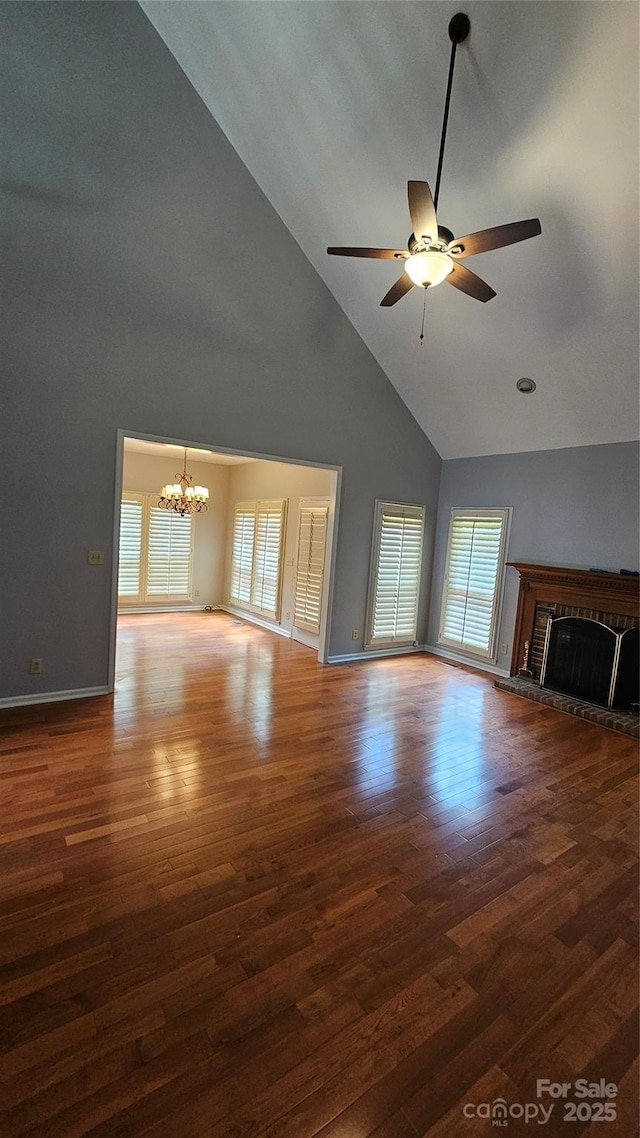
<box><xmin>108</xmin><ymin>431</ymin><xmax>341</xmax><ymax>693</ymax></box>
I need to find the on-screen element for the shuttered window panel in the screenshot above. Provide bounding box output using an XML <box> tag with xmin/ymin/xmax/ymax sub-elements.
<box><xmin>146</xmin><ymin>507</ymin><xmax>192</xmax><ymax>597</ymax></box>
<box><xmin>294</xmin><ymin>503</ymin><xmax>328</xmax><ymax>634</ymax></box>
<box><xmin>118</xmin><ymin>495</ymin><xmax>143</xmax><ymax>598</ymax></box>
<box><xmin>118</xmin><ymin>491</ymin><xmax>195</xmax><ymax>606</ymax></box>
<box><xmin>230</xmin><ymin>503</ymin><xmax>256</xmax><ymax>605</ymax></box>
<box><xmin>438</xmin><ymin>508</ymin><xmax>510</xmax><ymax>659</ymax></box>
<box><xmin>230</xmin><ymin>499</ymin><xmax>286</xmax><ymax>620</ymax></box>
<box><xmin>252</xmin><ymin>501</ymin><xmax>286</xmax><ymax>617</ymax></box>
<box><xmin>366</xmin><ymin>502</ymin><xmax>425</xmax><ymax>648</ymax></box>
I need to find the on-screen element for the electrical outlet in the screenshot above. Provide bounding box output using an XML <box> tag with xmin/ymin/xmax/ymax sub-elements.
<box><xmin>500</xmin><ymin>643</ymin><xmax>509</xmax><ymax>655</ymax></box>
<box><xmin>195</xmin><ymin>589</ymin><xmax>201</xmax><ymax>597</ymax></box>
<box><xmin>30</xmin><ymin>658</ymin><xmax>43</xmax><ymax>674</ymax></box>
<box><xmin>352</xmin><ymin>630</ymin><xmax>359</xmax><ymax>640</ymax></box>
<box><xmin>87</xmin><ymin>550</ymin><xmax>104</xmax><ymax>565</ymax></box>
<box><xmin>285</xmin><ymin>611</ymin><xmax>290</xmax><ymax>620</ymax></box>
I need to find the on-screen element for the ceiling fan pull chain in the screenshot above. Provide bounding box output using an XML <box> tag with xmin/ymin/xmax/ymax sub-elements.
<box><xmin>420</xmin><ymin>290</ymin><xmax>427</xmax><ymax>345</ymax></box>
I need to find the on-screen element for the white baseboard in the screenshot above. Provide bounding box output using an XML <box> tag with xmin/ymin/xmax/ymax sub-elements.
<box><xmin>328</xmin><ymin>645</ymin><xmax>425</xmax><ymax>664</ymax></box>
<box><xmin>218</xmin><ymin>605</ymin><xmax>291</xmax><ymax>639</ymax></box>
<box><xmin>423</xmin><ymin>644</ymin><xmax>510</xmax><ymax>678</ymax></box>
<box><xmin>0</xmin><ymin>685</ymin><xmax>111</xmax><ymax>710</ymax></box>
<box><xmin>118</xmin><ymin>605</ymin><xmax>210</xmax><ymax>615</ymax></box>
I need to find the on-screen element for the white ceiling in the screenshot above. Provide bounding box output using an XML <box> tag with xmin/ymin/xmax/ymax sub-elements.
<box><xmin>141</xmin><ymin>1</ymin><xmax>639</xmax><ymax>460</ymax></box>
<box><xmin>124</xmin><ymin>437</ymin><xmax>256</xmax><ymax>465</ymax></box>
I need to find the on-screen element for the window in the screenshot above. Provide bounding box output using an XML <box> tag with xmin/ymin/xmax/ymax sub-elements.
<box><xmin>294</xmin><ymin>500</ymin><xmax>329</xmax><ymax>635</ymax></box>
<box><xmin>438</xmin><ymin>508</ymin><xmax>510</xmax><ymax>659</ymax></box>
<box><xmin>229</xmin><ymin>500</ymin><xmax>286</xmax><ymax>620</ymax></box>
<box><xmin>365</xmin><ymin>501</ymin><xmax>425</xmax><ymax>649</ymax></box>
<box><xmin>118</xmin><ymin>492</ymin><xmax>193</xmax><ymax>605</ymax></box>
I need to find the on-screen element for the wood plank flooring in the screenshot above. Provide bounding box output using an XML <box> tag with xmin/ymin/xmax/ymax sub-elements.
<box><xmin>0</xmin><ymin>612</ymin><xmax>637</xmax><ymax>1137</ymax></box>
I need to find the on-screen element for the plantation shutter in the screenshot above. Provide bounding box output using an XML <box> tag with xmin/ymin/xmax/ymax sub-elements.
<box><xmin>230</xmin><ymin>503</ymin><xmax>256</xmax><ymax>605</ymax></box>
<box><xmin>146</xmin><ymin>507</ymin><xmax>192</xmax><ymax>597</ymax></box>
<box><xmin>252</xmin><ymin>501</ymin><xmax>286</xmax><ymax>618</ymax></box>
<box><xmin>118</xmin><ymin>495</ymin><xmax>143</xmax><ymax>599</ymax></box>
<box><xmin>439</xmin><ymin>509</ymin><xmax>509</xmax><ymax>658</ymax></box>
<box><xmin>229</xmin><ymin>500</ymin><xmax>286</xmax><ymax>618</ymax></box>
<box><xmin>294</xmin><ymin>503</ymin><xmax>328</xmax><ymax>634</ymax></box>
<box><xmin>367</xmin><ymin>502</ymin><xmax>425</xmax><ymax>647</ymax></box>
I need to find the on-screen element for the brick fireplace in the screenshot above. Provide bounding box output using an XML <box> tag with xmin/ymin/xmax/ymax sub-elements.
<box><xmin>495</xmin><ymin>563</ymin><xmax>639</xmax><ymax>736</ymax></box>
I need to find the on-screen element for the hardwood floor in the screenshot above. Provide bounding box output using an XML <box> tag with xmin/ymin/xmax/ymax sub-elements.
<box><xmin>0</xmin><ymin>612</ymin><xmax>637</xmax><ymax>1137</ymax></box>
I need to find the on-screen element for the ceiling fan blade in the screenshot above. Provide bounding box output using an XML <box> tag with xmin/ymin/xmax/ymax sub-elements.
<box><xmin>380</xmin><ymin>273</ymin><xmax>414</xmax><ymax>307</ymax></box>
<box><xmin>447</xmin><ymin>219</ymin><xmax>541</xmax><ymax>258</ymax></box>
<box><xmin>446</xmin><ymin>262</ymin><xmax>496</xmax><ymax>303</ymax></box>
<box><xmin>327</xmin><ymin>247</ymin><xmax>407</xmax><ymax>259</ymax></box>
<box><xmin>408</xmin><ymin>181</ymin><xmax>438</xmax><ymax>244</ymax></box>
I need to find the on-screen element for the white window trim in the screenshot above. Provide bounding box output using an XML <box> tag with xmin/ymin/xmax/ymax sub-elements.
<box><xmin>364</xmin><ymin>499</ymin><xmax>426</xmax><ymax>651</ymax></box>
<box><xmin>118</xmin><ymin>490</ymin><xmax>194</xmax><ymax>607</ymax></box>
<box><xmin>438</xmin><ymin>506</ymin><xmax>511</xmax><ymax>662</ymax></box>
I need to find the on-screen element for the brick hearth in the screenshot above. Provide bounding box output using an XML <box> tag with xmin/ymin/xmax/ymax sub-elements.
<box><xmin>495</xmin><ymin>675</ymin><xmax>639</xmax><ymax>738</ymax></box>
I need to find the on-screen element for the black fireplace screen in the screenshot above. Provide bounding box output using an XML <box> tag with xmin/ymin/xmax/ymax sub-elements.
<box><xmin>541</xmin><ymin>617</ymin><xmax>617</xmax><ymax>708</ymax></box>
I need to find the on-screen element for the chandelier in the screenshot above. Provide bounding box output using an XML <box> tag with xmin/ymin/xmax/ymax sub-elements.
<box><xmin>158</xmin><ymin>448</ymin><xmax>209</xmax><ymax>516</ymax></box>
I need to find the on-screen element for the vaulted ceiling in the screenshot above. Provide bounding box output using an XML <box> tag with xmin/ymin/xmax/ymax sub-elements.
<box><xmin>141</xmin><ymin>1</ymin><xmax>639</xmax><ymax>460</ymax></box>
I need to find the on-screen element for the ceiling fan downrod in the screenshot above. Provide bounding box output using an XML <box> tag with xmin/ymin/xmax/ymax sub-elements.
<box><xmin>433</xmin><ymin>12</ymin><xmax>470</xmax><ymax>211</ymax></box>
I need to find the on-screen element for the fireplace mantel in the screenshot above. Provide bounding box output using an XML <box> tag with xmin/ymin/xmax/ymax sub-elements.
<box><xmin>508</xmin><ymin>562</ymin><xmax>639</xmax><ymax>677</ymax></box>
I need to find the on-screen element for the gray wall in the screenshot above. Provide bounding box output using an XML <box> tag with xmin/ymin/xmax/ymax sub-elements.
<box><xmin>1</xmin><ymin>3</ymin><xmax>441</xmax><ymax>700</ymax></box>
<box><xmin>428</xmin><ymin>441</ymin><xmax>640</xmax><ymax>669</ymax></box>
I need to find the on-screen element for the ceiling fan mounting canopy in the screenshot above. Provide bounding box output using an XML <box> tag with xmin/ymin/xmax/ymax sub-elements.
<box><xmin>448</xmin><ymin>12</ymin><xmax>470</xmax><ymax>44</ymax></box>
<box><xmin>326</xmin><ymin>11</ymin><xmax>541</xmax><ymax>310</ymax></box>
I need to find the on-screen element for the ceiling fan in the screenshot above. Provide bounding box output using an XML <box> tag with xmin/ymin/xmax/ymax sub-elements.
<box><xmin>327</xmin><ymin>13</ymin><xmax>541</xmax><ymax>308</ymax></box>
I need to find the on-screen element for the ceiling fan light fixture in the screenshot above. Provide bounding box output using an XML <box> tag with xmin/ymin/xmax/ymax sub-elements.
<box><xmin>405</xmin><ymin>250</ymin><xmax>453</xmax><ymax>288</ymax></box>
